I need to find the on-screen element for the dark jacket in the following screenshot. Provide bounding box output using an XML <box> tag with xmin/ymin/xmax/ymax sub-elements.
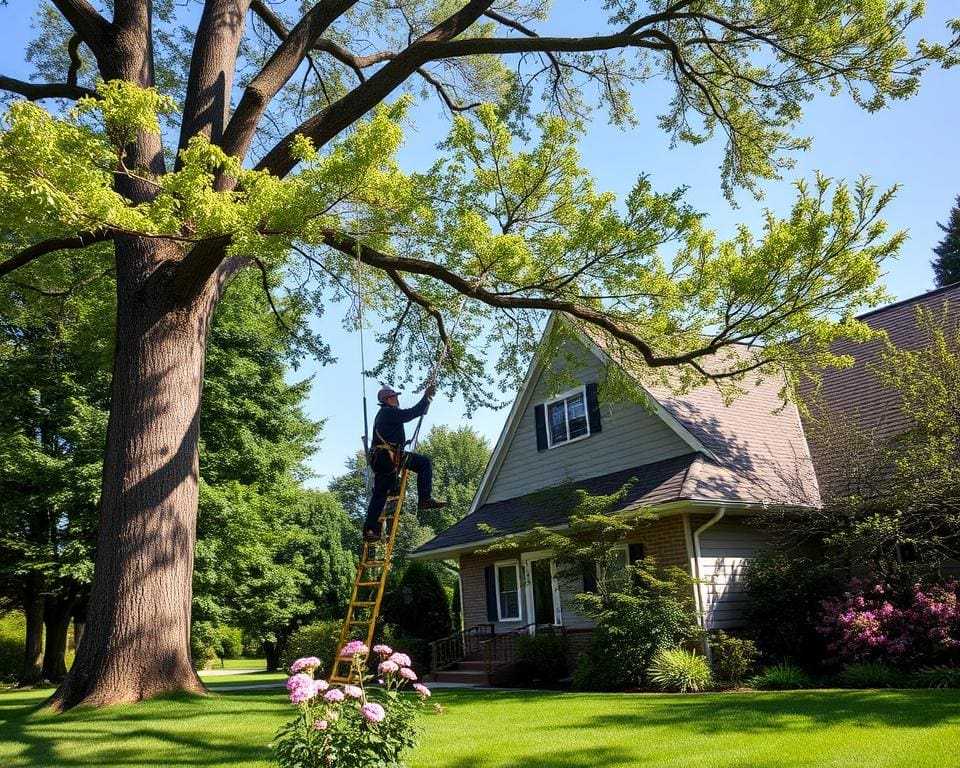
<box><xmin>372</xmin><ymin>395</ymin><xmax>431</xmax><ymax>450</ymax></box>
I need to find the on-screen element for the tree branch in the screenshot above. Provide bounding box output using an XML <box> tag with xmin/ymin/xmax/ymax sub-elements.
<box><xmin>48</xmin><ymin>0</ymin><xmax>111</xmax><ymax>63</ymax></box>
<box><xmin>0</xmin><ymin>231</ymin><xmax>112</xmax><ymax>280</ymax></box>
<box><xmin>384</xmin><ymin>268</ymin><xmax>451</xmax><ymax>352</ymax></box>
<box><xmin>0</xmin><ymin>76</ymin><xmax>96</xmax><ymax>101</ymax></box>
<box><xmin>415</xmin><ymin>67</ymin><xmax>481</xmax><ymax>112</ymax></box>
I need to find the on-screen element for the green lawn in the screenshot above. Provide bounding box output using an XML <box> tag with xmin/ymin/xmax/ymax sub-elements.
<box><xmin>2</xmin><ymin>686</ymin><xmax>959</xmax><ymax>768</ymax></box>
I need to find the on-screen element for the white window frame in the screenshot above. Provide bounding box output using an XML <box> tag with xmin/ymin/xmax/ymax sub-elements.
<box><xmin>542</xmin><ymin>386</ymin><xmax>591</xmax><ymax>449</ymax></box>
<box><xmin>522</xmin><ymin>550</ymin><xmax>563</xmax><ymax>629</ymax></box>
<box><xmin>494</xmin><ymin>560</ymin><xmax>522</xmax><ymax>622</ymax></box>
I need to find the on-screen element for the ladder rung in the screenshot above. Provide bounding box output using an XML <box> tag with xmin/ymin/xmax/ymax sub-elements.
<box><xmin>356</xmin><ymin>580</ymin><xmax>382</xmax><ymax>587</ymax></box>
<box><xmin>348</xmin><ymin>619</ymin><xmax>372</xmax><ymax>625</ymax></box>
<box><xmin>351</xmin><ymin>601</ymin><xmax>376</xmax><ymax>607</ymax></box>
<box><xmin>362</xmin><ymin>560</ymin><xmax>386</xmax><ymax>567</ymax></box>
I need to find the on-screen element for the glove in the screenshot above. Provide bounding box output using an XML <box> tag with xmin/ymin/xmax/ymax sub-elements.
<box><xmin>425</xmin><ymin>383</ymin><xmax>437</xmax><ymax>401</ymax></box>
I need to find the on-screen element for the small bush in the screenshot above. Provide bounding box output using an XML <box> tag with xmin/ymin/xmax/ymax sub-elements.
<box><xmin>710</xmin><ymin>630</ymin><xmax>758</xmax><ymax>687</ymax></box>
<box><xmin>280</xmin><ymin>621</ymin><xmax>342</xmax><ymax>674</ymax></box>
<box><xmin>380</xmin><ymin>562</ymin><xmax>453</xmax><ymax>643</ymax></box>
<box><xmin>912</xmin><ymin>664</ymin><xmax>960</xmax><ymax>688</ymax></box>
<box><xmin>837</xmin><ymin>661</ymin><xmax>902</xmax><ymax>689</ymax></box>
<box><xmin>516</xmin><ymin>630</ymin><xmax>570</xmax><ymax>684</ymax></box>
<box><xmin>376</xmin><ymin>625</ymin><xmax>430</xmax><ymax>674</ymax></box>
<box><xmin>648</xmin><ymin>648</ymin><xmax>713</xmax><ymax>692</ymax></box>
<box><xmin>749</xmin><ymin>662</ymin><xmax>811</xmax><ymax>690</ymax></box>
<box><xmin>218</xmin><ymin>626</ymin><xmax>244</xmax><ymax>659</ymax></box>
<box><xmin>0</xmin><ymin>612</ymin><xmax>25</xmax><ymax>683</ymax></box>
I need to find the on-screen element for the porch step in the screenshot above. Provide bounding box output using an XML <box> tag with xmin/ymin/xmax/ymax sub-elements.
<box><xmin>431</xmin><ymin>668</ymin><xmax>490</xmax><ymax>685</ymax></box>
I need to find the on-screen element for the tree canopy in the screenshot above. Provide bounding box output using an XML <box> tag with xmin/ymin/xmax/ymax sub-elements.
<box><xmin>933</xmin><ymin>195</ymin><xmax>960</xmax><ymax>287</ymax></box>
<box><xmin>0</xmin><ymin>0</ymin><xmax>957</xmax><ymax>710</ymax></box>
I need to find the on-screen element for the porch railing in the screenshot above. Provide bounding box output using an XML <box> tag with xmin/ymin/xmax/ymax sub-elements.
<box><xmin>480</xmin><ymin>623</ymin><xmax>537</xmax><ymax>674</ymax></box>
<box><xmin>429</xmin><ymin>624</ymin><xmax>495</xmax><ymax>673</ymax></box>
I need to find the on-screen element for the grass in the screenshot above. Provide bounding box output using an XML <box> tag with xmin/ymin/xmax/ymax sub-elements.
<box><xmin>2</xmin><ymin>686</ymin><xmax>960</xmax><ymax>767</ymax></box>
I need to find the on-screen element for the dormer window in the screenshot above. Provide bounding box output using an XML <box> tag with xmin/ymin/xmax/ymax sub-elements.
<box><xmin>534</xmin><ymin>383</ymin><xmax>602</xmax><ymax>451</ymax></box>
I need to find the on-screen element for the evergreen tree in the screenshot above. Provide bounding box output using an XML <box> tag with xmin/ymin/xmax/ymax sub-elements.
<box><xmin>932</xmin><ymin>195</ymin><xmax>960</xmax><ymax>287</ymax></box>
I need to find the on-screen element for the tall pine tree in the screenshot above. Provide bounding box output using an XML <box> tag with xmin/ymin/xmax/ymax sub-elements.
<box><xmin>932</xmin><ymin>195</ymin><xmax>960</xmax><ymax>287</ymax></box>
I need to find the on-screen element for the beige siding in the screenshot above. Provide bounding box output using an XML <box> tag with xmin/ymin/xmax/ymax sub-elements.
<box><xmin>487</xmin><ymin>341</ymin><xmax>691</xmax><ymax>504</ymax></box>
<box><xmin>697</xmin><ymin>519</ymin><xmax>770</xmax><ymax>629</ymax></box>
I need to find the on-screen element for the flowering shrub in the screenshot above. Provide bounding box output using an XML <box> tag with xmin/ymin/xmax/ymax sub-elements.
<box><xmin>273</xmin><ymin>643</ymin><xmax>435</xmax><ymax>768</ymax></box>
<box><xmin>818</xmin><ymin>579</ymin><xmax>960</xmax><ymax>666</ymax></box>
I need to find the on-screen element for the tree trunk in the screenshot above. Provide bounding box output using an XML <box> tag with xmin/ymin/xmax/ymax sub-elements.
<box><xmin>42</xmin><ymin>594</ymin><xmax>78</xmax><ymax>682</ymax></box>
<box><xmin>48</xmin><ymin>237</ymin><xmax>224</xmax><ymax>710</ymax></box>
<box><xmin>264</xmin><ymin>641</ymin><xmax>280</xmax><ymax>672</ymax></box>
<box><xmin>72</xmin><ymin>597</ymin><xmax>88</xmax><ymax>654</ymax></box>
<box><xmin>18</xmin><ymin>573</ymin><xmax>45</xmax><ymax>686</ymax></box>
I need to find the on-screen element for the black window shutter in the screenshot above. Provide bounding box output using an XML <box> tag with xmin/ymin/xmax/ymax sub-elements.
<box><xmin>586</xmin><ymin>382</ymin><xmax>602</xmax><ymax>434</ymax></box>
<box><xmin>484</xmin><ymin>566</ymin><xmax>498</xmax><ymax>621</ymax></box>
<box><xmin>534</xmin><ymin>403</ymin><xmax>548</xmax><ymax>451</ymax></box>
<box><xmin>582</xmin><ymin>566</ymin><xmax>599</xmax><ymax>594</ymax></box>
<box><xmin>628</xmin><ymin>543</ymin><xmax>645</xmax><ymax>565</ymax></box>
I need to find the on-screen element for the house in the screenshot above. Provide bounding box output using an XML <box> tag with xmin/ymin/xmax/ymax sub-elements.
<box><xmin>413</xmin><ymin>284</ymin><xmax>960</xmax><ymax>681</ymax></box>
<box><xmin>411</xmin><ymin>312</ymin><xmax>820</xmax><ymax>672</ymax></box>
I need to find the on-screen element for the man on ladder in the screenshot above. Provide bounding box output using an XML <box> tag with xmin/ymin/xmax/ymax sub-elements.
<box><xmin>362</xmin><ymin>384</ymin><xmax>446</xmax><ymax>542</ymax></box>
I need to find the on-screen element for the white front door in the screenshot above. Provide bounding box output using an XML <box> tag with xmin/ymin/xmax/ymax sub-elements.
<box><xmin>522</xmin><ymin>550</ymin><xmax>562</xmax><ymax>629</ymax></box>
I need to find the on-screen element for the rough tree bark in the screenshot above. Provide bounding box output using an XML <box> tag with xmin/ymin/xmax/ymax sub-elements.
<box><xmin>41</xmin><ymin>591</ymin><xmax>80</xmax><ymax>682</ymax></box>
<box><xmin>19</xmin><ymin>573</ymin><xmax>45</xmax><ymax>687</ymax></box>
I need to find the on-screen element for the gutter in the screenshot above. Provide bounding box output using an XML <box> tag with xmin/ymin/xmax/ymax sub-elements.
<box><xmin>691</xmin><ymin>506</ymin><xmax>726</xmax><ymax>659</ymax></box>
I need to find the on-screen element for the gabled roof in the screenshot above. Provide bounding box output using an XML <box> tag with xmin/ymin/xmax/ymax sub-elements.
<box><xmin>413</xmin><ymin>312</ymin><xmax>820</xmax><ymax>558</ymax></box>
<box><xmin>803</xmin><ymin>282</ymin><xmax>960</xmax><ymax>445</ymax></box>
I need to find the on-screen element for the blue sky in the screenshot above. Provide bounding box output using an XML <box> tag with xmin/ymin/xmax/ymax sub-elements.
<box><xmin>2</xmin><ymin>4</ymin><xmax>958</xmax><ymax>486</ymax></box>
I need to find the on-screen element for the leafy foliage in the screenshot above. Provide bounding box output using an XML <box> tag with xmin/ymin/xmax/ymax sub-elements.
<box><xmin>515</xmin><ymin>630</ymin><xmax>570</xmax><ymax>685</ymax></box>
<box><xmin>648</xmin><ymin>648</ymin><xmax>713</xmax><ymax>693</ymax></box>
<box><xmin>743</xmin><ymin>552</ymin><xmax>840</xmax><ymax>666</ymax></box>
<box><xmin>572</xmin><ymin>560</ymin><xmax>701</xmax><ymax>691</ymax></box>
<box><xmin>280</xmin><ymin>621</ymin><xmax>343</xmax><ymax>674</ymax></box>
<box><xmin>748</xmin><ymin>663</ymin><xmax>812</xmax><ymax>690</ymax></box>
<box><xmin>932</xmin><ymin>195</ymin><xmax>960</xmax><ymax>287</ymax></box>
<box><xmin>836</xmin><ymin>661</ymin><xmax>903</xmax><ymax>689</ymax></box>
<box><xmin>381</xmin><ymin>561</ymin><xmax>453</xmax><ymax>644</ymax></box>
<box><xmin>911</xmin><ymin>664</ymin><xmax>960</xmax><ymax>688</ymax></box>
<box><xmin>710</xmin><ymin>630</ymin><xmax>759</xmax><ymax>688</ymax></box>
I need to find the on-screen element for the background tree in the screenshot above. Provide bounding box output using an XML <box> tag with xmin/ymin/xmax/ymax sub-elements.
<box><xmin>933</xmin><ymin>195</ymin><xmax>960</xmax><ymax>287</ymax></box>
<box><xmin>0</xmin><ymin>0</ymin><xmax>954</xmax><ymax>709</ymax></box>
<box><xmin>414</xmin><ymin>425</ymin><xmax>490</xmax><ymax>532</ymax></box>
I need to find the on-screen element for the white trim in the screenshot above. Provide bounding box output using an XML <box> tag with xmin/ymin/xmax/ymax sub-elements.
<box><xmin>541</xmin><ymin>385</ymin><xmax>591</xmax><ymax>449</ymax></box>
<box><xmin>493</xmin><ymin>560</ymin><xmax>522</xmax><ymax>623</ymax></box>
<box><xmin>521</xmin><ymin>550</ymin><xmax>563</xmax><ymax>628</ymax></box>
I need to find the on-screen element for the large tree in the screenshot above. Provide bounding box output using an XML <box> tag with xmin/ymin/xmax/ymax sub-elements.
<box><xmin>933</xmin><ymin>195</ymin><xmax>960</xmax><ymax>287</ymax></box>
<box><xmin>0</xmin><ymin>1</ymin><xmax>955</xmax><ymax>710</ymax></box>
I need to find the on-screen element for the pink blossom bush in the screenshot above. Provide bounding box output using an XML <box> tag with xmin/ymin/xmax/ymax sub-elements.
<box><xmin>819</xmin><ymin>579</ymin><xmax>960</xmax><ymax>666</ymax></box>
<box><xmin>273</xmin><ymin>643</ymin><xmax>437</xmax><ymax>768</ymax></box>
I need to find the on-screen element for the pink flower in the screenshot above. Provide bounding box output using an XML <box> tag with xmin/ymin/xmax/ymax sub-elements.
<box><xmin>286</xmin><ymin>673</ymin><xmax>318</xmax><ymax>704</ymax></box>
<box><xmin>373</xmin><ymin>644</ymin><xmax>393</xmax><ymax>656</ymax></box>
<box><xmin>361</xmin><ymin>702</ymin><xmax>386</xmax><ymax>723</ymax></box>
<box><xmin>388</xmin><ymin>652</ymin><xmax>412</xmax><ymax>667</ymax></box>
<box><xmin>413</xmin><ymin>683</ymin><xmax>431</xmax><ymax>697</ymax></box>
<box><xmin>323</xmin><ymin>688</ymin><xmax>345</xmax><ymax>703</ymax></box>
<box><xmin>399</xmin><ymin>667</ymin><xmax>417</xmax><ymax>681</ymax></box>
<box><xmin>289</xmin><ymin>656</ymin><xmax>322</xmax><ymax>674</ymax></box>
<box><xmin>313</xmin><ymin>719</ymin><xmax>328</xmax><ymax>730</ymax></box>
<box><xmin>378</xmin><ymin>660</ymin><xmax>399</xmax><ymax>674</ymax></box>
<box><xmin>340</xmin><ymin>640</ymin><xmax>369</xmax><ymax>658</ymax></box>
<box><xmin>343</xmin><ymin>684</ymin><xmax>363</xmax><ymax>699</ymax></box>
<box><xmin>315</xmin><ymin>679</ymin><xmax>329</xmax><ymax>692</ymax></box>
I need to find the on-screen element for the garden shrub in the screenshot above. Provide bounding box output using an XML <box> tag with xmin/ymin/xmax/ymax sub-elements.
<box><xmin>836</xmin><ymin>661</ymin><xmax>903</xmax><ymax>688</ymax></box>
<box><xmin>0</xmin><ymin>612</ymin><xmax>25</xmax><ymax>683</ymax></box>
<box><xmin>218</xmin><ymin>625</ymin><xmax>244</xmax><ymax>658</ymax></box>
<box><xmin>191</xmin><ymin>620</ymin><xmax>220</xmax><ymax>669</ymax></box>
<box><xmin>375</xmin><ymin>625</ymin><xmax>430</xmax><ymax>674</ymax></box>
<box><xmin>748</xmin><ymin>662</ymin><xmax>811</xmax><ymax>690</ymax></box>
<box><xmin>818</xmin><ymin>578</ymin><xmax>959</xmax><ymax>667</ymax></box>
<box><xmin>281</xmin><ymin>621</ymin><xmax>343</xmax><ymax>675</ymax></box>
<box><xmin>380</xmin><ymin>562</ymin><xmax>453</xmax><ymax>644</ymax></box>
<box><xmin>911</xmin><ymin>664</ymin><xmax>960</xmax><ymax>688</ymax></box>
<box><xmin>743</xmin><ymin>552</ymin><xmax>840</xmax><ymax>667</ymax></box>
<box><xmin>274</xmin><ymin>642</ymin><xmax>433</xmax><ymax>768</ymax></box>
<box><xmin>710</xmin><ymin>630</ymin><xmax>758</xmax><ymax>688</ymax></box>
<box><xmin>648</xmin><ymin>648</ymin><xmax>713</xmax><ymax>692</ymax></box>
<box><xmin>515</xmin><ymin>629</ymin><xmax>570</xmax><ymax>684</ymax></box>
<box><xmin>572</xmin><ymin>561</ymin><xmax>700</xmax><ymax>691</ymax></box>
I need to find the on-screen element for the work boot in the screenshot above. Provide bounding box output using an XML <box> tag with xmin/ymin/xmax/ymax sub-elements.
<box><xmin>363</xmin><ymin>529</ymin><xmax>382</xmax><ymax>543</ymax></box>
<box><xmin>418</xmin><ymin>497</ymin><xmax>447</xmax><ymax>511</ymax></box>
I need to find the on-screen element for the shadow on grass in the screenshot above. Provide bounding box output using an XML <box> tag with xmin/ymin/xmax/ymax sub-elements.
<box><xmin>0</xmin><ymin>689</ymin><xmax>287</xmax><ymax>768</ymax></box>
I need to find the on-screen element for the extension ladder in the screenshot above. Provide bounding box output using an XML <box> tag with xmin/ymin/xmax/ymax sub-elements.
<box><xmin>328</xmin><ymin>465</ymin><xmax>410</xmax><ymax>683</ymax></box>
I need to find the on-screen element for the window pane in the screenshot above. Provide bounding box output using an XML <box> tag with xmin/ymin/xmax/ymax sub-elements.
<box><xmin>498</xmin><ymin>565</ymin><xmax>519</xmax><ymax>619</ymax></box>
<box><xmin>548</xmin><ymin>401</ymin><xmax>568</xmax><ymax>444</ymax></box>
<box><xmin>567</xmin><ymin>393</ymin><xmax>588</xmax><ymax>438</ymax></box>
